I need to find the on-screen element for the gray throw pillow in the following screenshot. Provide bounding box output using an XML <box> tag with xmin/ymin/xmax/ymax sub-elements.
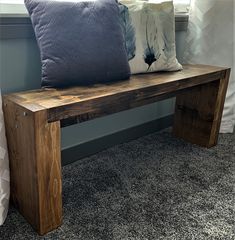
<box><xmin>25</xmin><ymin>0</ymin><xmax>130</xmax><ymax>87</ymax></box>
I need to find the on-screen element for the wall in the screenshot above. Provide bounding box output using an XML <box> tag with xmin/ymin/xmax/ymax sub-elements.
<box><xmin>0</xmin><ymin>31</ymin><xmax>186</xmax><ymax>150</ymax></box>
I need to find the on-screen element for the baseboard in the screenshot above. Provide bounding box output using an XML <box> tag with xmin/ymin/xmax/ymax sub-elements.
<box><xmin>61</xmin><ymin>114</ymin><xmax>173</xmax><ymax>166</ymax></box>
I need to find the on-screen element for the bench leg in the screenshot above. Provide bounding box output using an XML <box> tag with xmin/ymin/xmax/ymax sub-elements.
<box><xmin>173</xmin><ymin>69</ymin><xmax>230</xmax><ymax>148</ymax></box>
<box><xmin>3</xmin><ymin>100</ymin><xmax>62</xmax><ymax>235</ymax></box>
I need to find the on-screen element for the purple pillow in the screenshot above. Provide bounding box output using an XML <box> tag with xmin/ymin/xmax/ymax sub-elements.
<box><xmin>25</xmin><ymin>0</ymin><xmax>130</xmax><ymax>87</ymax></box>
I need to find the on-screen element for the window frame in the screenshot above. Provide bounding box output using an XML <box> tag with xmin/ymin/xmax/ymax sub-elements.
<box><xmin>0</xmin><ymin>0</ymin><xmax>190</xmax><ymax>15</ymax></box>
<box><xmin>0</xmin><ymin>1</ymin><xmax>189</xmax><ymax>39</ymax></box>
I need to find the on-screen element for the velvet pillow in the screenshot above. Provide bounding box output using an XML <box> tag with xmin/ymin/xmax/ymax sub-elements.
<box><xmin>25</xmin><ymin>0</ymin><xmax>130</xmax><ymax>87</ymax></box>
<box><xmin>119</xmin><ymin>0</ymin><xmax>182</xmax><ymax>74</ymax></box>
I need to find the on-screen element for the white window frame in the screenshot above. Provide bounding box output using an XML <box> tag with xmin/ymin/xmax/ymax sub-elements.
<box><xmin>0</xmin><ymin>0</ymin><xmax>190</xmax><ymax>39</ymax></box>
<box><xmin>174</xmin><ymin>0</ymin><xmax>190</xmax><ymax>13</ymax></box>
<box><xmin>0</xmin><ymin>2</ymin><xmax>28</xmax><ymax>16</ymax></box>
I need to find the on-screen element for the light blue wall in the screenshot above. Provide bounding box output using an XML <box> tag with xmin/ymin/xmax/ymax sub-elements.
<box><xmin>0</xmin><ymin>31</ymin><xmax>186</xmax><ymax>149</ymax></box>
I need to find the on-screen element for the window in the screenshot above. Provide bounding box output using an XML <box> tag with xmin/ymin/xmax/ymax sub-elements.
<box><xmin>174</xmin><ymin>0</ymin><xmax>190</xmax><ymax>3</ymax></box>
<box><xmin>0</xmin><ymin>0</ymin><xmax>23</xmax><ymax>3</ymax></box>
<box><xmin>0</xmin><ymin>0</ymin><xmax>27</xmax><ymax>15</ymax></box>
<box><xmin>0</xmin><ymin>0</ymin><xmax>191</xmax><ymax>15</ymax></box>
<box><xmin>173</xmin><ymin>0</ymin><xmax>191</xmax><ymax>13</ymax></box>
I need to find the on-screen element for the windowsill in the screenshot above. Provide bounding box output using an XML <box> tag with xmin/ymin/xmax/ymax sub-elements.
<box><xmin>0</xmin><ymin>12</ymin><xmax>189</xmax><ymax>19</ymax></box>
<box><xmin>0</xmin><ymin>5</ymin><xmax>189</xmax><ymax>18</ymax></box>
<box><xmin>0</xmin><ymin>3</ymin><xmax>27</xmax><ymax>16</ymax></box>
<box><xmin>0</xmin><ymin>4</ymin><xmax>189</xmax><ymax>39</ymax></box>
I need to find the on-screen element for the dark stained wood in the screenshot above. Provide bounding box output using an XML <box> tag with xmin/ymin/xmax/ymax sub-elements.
<box><xmin>5</xmin><ymin>65</ymin><xmax>227</xmax><ymax>124</ymax></box>
<box><xmin>2</xmin><ymin>64</ymin><xmax>230</xmax><ymax>235</ymax></box>
<box><xmin>173</xmin><ymin>68</ymin><xmax>230</xmax><ymax>147</ymax></box>
<box><xmin>208</xmin><ymin>69</ymin><xmax>231</xmax><ymax>146</ymax></box>
<box><xmin>3</xmin><ymin>99</ymin><xmax>62</xmax><ymax>235</ymax></box>
<box><xmin>35</xmin><ymin>111</ymin><xmax>62</xmax><ymax>234</ymax></box>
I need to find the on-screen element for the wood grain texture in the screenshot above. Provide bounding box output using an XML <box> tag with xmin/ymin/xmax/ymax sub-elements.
<box><xmin>208</xmin><ymin>69</ymin><xmax>231</xmax><ymax>146</ymax></box>
<box><xmin>5</xmin><ymin>65</ymin><xmax>228</xmax><ymax>125</ymax></box>
<box><xmin>2</xmin><ymin>99</ymin><xmax>62</xmax><ymax>235</ymax></box>
<box><xmin>173</xmin><ymin>68</ymin><xmax>230</xmax><ymax>147</ymax></box>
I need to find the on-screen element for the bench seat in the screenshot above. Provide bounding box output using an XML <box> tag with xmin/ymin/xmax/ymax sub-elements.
<box><xmin>3</xmin><ymin>64</ymin><xmax>230</xmax><ymax>235</ymax></box>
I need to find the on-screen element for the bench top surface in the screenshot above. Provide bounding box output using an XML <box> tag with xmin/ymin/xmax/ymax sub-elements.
<box><xmin>5</xmin><ymin>64</ymin><xmax>228</xmax><ymax>113</ymax></box>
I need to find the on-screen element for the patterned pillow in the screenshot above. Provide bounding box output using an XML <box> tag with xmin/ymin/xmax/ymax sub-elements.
<box><xmin>25</xmin><ymin>0</ymin><xmax>130</xmax><ymax>87</ymax></box>
<box><xmin>119</xmin><ymin>1</ymin><xmax>182</xmax><ymax>74</ymax></box>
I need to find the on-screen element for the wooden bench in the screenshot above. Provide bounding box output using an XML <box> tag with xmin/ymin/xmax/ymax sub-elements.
<box><xmin>3</xmin><ymin>64</ymin><xmax>230</xmax><ymax>235</ymax></box>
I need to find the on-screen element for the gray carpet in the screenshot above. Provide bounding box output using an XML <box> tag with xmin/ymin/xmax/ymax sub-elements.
<box><xmin>0</xmin><ymin>129</ymin><xmax>235</xmax><ymax>240</ymax></box>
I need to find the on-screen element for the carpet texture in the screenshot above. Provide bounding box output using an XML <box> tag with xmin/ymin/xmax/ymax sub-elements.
<box><xmin>0</xmin><ymin>129</ymin><xmax>234</xmax><ymax>240</ymax></box>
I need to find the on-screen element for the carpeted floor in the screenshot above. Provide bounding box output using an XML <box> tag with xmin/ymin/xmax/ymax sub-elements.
<box><xmin>0</xmin><ymin>129</ymin><xmax>235</xmax><ymax>240</ymax></box>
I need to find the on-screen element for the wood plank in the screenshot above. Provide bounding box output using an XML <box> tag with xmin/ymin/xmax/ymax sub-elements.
<box><xmin>35</xmin><ymin>111</ymin><xmax>62</xmax><ymax>235</ymax></box>
<box><xmin>60</xmin><ymin>91</ymin><xmax>177</xmax><ymax>127</ymax></box>
<box><xmin>3</xmin><ymin>98</ymin><xmax>62</xmax><ymax>235</ymax></box>
<box><xmin>5</xmin><ymin>65</ymin><xmax>227</xmax><ymax>114</ymax></box>
<box><xmin>208</xmin><ymin>69</ymin><xmax>231</xmax><ymax>146</ymax></box>
<box><xmin>3</xmin><ymin>99</ymin><xmax>39</xmax><ymax>229</ymax></box>
<box><xmin>172</xmin><ymin>68</ymin><xmax>230</xmax><ymax>147</ymax></box>
<box><xmin>47</xmin><ymin>70</ymin><xmax>225</xmax><ymax>123</ymax></box>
